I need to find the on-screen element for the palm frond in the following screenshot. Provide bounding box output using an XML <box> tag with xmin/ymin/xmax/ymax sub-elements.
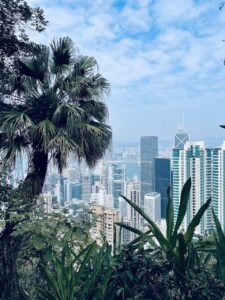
<box><xmin>66</xmin><ymin>56</ymin><xmax>109</xmax><ymax>101</ymax></box>
<box><xmin>0</xmin><ymin>36</ymin><xmax>110</xmax><ymax>189</ymax></box>
<box><xmin>0</xmin><ymin>135</ymin><xmax>29</xmax><ymax>165</ymax></box>
<box><xmin>50</xmin><ymin>132</ymin><xmax>82</xmax><ymax>172</ymax></box>
<box><xmin>80</xmin><ymin>123</ymin><xmax>112</xmax><ymax>167</ymax></box>
<box><xmin>89</xmin><ymin>73</ymin><xmax>110</xmax><ymax>96</ymax></box>
<box><xmin>73</xmin><ymin>56</ymin><xmax>98</xmax><ymax>77</ymax></box>
<box><xmin>79</xmin><ymin>100</ymin><xmax>109</xmax><ymax>122</ymax></box>
<box><xmin>51</xmin><ymin>37</ymin><xmax>74</xmax><ymax>73</ymax></box>
<box><xmin>37</xmin><ymin>119</ymin><xmax>57</xmax><ymax>150</ymax></box>
<box><xmin>18</xmin><ymin>45</ymin><xmax>49</xmax><ymax>82</ymax></box>
<box><xmin>52</xmin><ymin>102</ymin><xmax>83</xmax><ymax>128</ymax></box>
<box><xmin>0</xmin><ymin>111</ymin><xmax>33</xmax><ymax>132</ymax></box>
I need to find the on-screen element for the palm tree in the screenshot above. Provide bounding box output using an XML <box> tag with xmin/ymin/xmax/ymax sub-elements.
<box><xmin>0</xmin><ymin>37</ymin><xmax>111</xmax><ymax>196</ymax></box>
<box><xmin>0</xmin><ymin>37</ymin><xmax>111</xmax><ymax>299</ymax></box>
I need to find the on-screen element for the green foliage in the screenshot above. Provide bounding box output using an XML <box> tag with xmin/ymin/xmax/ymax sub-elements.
<box><xmin>212</xmin><ymin>209</ymin><xmax>225</xmax><ymax>281</ymax></box>
<box><xmin>0</xmin><ymin>33</ymin><xmax>111</xmax><ymax>294</ymax></box>
<box><xmin>1</xmin><ymin>174</ymin><xmax>225</xmax><ymax>299</ymax></box>
<box><xmin>109</xmin><ymin>245</ymin><xmax>225</xmax><ymax>300</ymax></box>
<box><xmin>0</xmin><ymin>37</ymin><xmax>111</xmax><ymax>197</ymax></box>
<box><xmin>166</xmin><ymin>186</ymin><xmax>174</xmax><ymax>243</ymax></box>
<box><xmin>117</xmin><ymin>178</ymin><xmax>211</xmax><ymax>280</ymax></box>
<box><xmin>171</xmin><ymin>178</ymin><xmax>191</xmax><ymax>245</ymax></box>
<box><xmin>11</xmin><ymin>204</ymin><xmax>91</xmax><ymax>299</ymax></box>
<box><xmin>0</xmin><ymin>0</ymin><xmax>47</xmax><ymax>74</ymax></box>
<box><xmin>13</xmin><ymin>205</ymin><xmax>91</xmax><ymax>254</ymax></box>
<box><xmin>0</xmin><ymin>171</ymin><xmax>92</xmax><ymax>299</ymax></box>
<box><xmin>36</xmin><ymin>240</ymin><xmax>114</xmax><ymax>300</ymax></box>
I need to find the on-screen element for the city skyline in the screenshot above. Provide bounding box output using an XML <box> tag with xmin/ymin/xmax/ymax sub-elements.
<box><xmin>8</xmin><ymin>128</ymin><xmax>225</xmax><ymax>241</ymax></box>
<box><xmin>1</xmin><ymin>1</ymin><xmax>225</xmax><ymax>296</ymax></box>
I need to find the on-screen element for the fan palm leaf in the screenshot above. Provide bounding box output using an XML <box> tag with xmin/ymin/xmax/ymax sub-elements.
<box><xmin>0</xmin><ymin>37</ymin><xmax>111</xmax><ymax>196</ymax></box>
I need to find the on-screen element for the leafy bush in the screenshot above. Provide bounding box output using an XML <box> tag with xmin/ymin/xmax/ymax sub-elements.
<box><xmin>110</xmin><ymin>245</ymin><xmax>225</xmax><ymax>300</ymax></box>
<box><xmin>37</xmin><ymin>240</ymin><xmax>114</xmax><ymax>300</ymax></box>
<box><xmin>117</xmin><ymin>178</ymin><xmax>211</xmax><ymax>281</ymax></box>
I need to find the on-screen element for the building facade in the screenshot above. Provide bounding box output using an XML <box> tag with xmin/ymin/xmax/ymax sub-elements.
<box><xmin>91</xmin><ymin>205</ymin><xmax>118</xmax><ymax>247</ymax></box>
<box><xmin>108</xmin><ymin>163</ymin><xmax>126</xmax><ymax>208</ymax></box>
<box><xmin>140</xmin><ymin>136</ymin><xmax>158</xmax><ymax>204</ymax></box>
<box><xmin>126</xmin><ymin>181</ymin><xmax>141</xmax><ymax>238</ymax></box>
<box><xmin>143</xmin><ymin>192</ymin><xmax>161</xmax><ymax>224</ymax></box>
<box><xmin>172</xmin><ymin>141</ymin><xmax>205</xmax><ymax>233</ymax></box>
<box><xmin>155</xmin><ymin>158</ymin><xmax>171</xmax><ymax>219</ymax></box>
<box><xmin>81</xmin><ymin>170</ymin><xmax>92</xmax><ymax>202</ymax></box>
<box><xmin>90</xmin><ymin>183</ymin><xmax>114</xmax><ymax>208</ymax></box>
<box><xmin>174</xmin><ymin>128</ymin><xmax>189</xmax><ymax>150</ymax></box>
<box><xmin>172</xmin><ymin>141</ymin><xmax>225</xmax><ymax>234</ymax></box>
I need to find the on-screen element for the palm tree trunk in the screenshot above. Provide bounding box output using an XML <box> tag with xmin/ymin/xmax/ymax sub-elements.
<box><xmin>0</xmin><ymin>150</ymin><xmax>48</xmax><ymax>299</ymax></box>
<box><xmin>23</xmin><ymin>150</ymin><xmax>48</xmax><ymax>197</ymax></box>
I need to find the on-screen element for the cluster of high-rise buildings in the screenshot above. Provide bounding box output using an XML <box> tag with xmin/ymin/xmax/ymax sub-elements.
<box><xmin>40</xmin><ymin>135</ymin><xmax>171</xmax><ymax>246</ymax></box>
<box><xmin>172</xmin><ymin>134</ymin><xmax>225</xmax><ymax>234</ymax></box>
<box><xmin>5</xmin><ymin>125</ymin><xmax>225</xmax><ymax>246</ymax></box>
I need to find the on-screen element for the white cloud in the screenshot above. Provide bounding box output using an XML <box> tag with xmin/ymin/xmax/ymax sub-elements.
<box><xmin>120</xmin><ymin>0</ymin><xmax>152</xmax><ymax>32</ymax></box>
<box><xmin>26</xmin><ymin>0</ymin><xmax>225</xmax><ymax>141</ymax></box>
<box><xmin>153</xmin><ymin>0</ymin><xmax>211</xmax><ymax>24</ymax></box>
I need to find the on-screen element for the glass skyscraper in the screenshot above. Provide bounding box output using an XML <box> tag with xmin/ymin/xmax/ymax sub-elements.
<box><xmin>155</xmin><ymin>158</ymin><xmax>171</xmax><ymax>219</ymax></box>
<box><xmin>174</xmin><ymin>128</ymin><xmax>189</xmax><ymax>150</ymax></box>
<box><xmin>140</xmin><ymin>136</ymin><xmax>158</xmax><ymax>204</ymax></box>
<box><xmin>81</xmin><ymin>171</ymin><xmax>92</xmax><ymax>202</ymax></box>
<box><xmin>108</xmin><ymin>163</ymin><xmax>125</xmax><ymax>208</ymax></box>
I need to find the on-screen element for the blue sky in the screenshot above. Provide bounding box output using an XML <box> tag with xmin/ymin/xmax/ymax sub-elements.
<box><xmin>28</xmin><ymin>0</ymin><xmax>225</xmax><ymax>145</ymax></box>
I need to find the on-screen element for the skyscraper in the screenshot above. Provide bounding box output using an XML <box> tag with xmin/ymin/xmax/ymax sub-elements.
<box><xmin>210</xmin><ymin>143</ymin><xmax>225</xmax><ymax>231</ymax></box>
<box><xmin>108</xmin><ymin>163</ymin><xmax>126</xmax><ymax>208</ymax></box>
<box><xmin>143</xmin><ymin>192</ymin><xmax>161</xmax><ymax>223</ymax></box>
<box><xmin>68</xmin><ymin>182</ymin><xmax>82</xmax><ymax>200</ymax></box>
<box><xmin>171</xmin><ymin>141</ymin><xmax>225</xmax><ymax>234</ymax></box>
<box><xmin>90</xmin><ymin>182</ymin><xmax>114</xmax><ymax>208</ymax></box>
<box><xmin>103</xmin><ymin>208</ymin><xmax>118</xmax><ymax>247</ymax></box>
<box><xmin>140</xmin><ymin>136</ymin><xmax>158</xmax><ymax>204</ymax></box>
<box><xmin>155</xmin><ymin>158</ymin><xmax>171</xmax><ymax>219</ymax></box>
<box><xmin>174</xmin><ymin>128</ymin><xmax>189</xmax><ymax>150</ymax></box>
<box><xmin>172</xmin><ymin>141</ymin><xmax>205</xmax><ymax>233</ymax></box>
<box><xmin>59</xmin><ymin>175</ymin><xmax>67</xmax><ymax>206</ymax></box>
<box><xmin>81</xmin><ymin>170</ymin><xmax>92</xmax><ymax>202</ymax></box>
<box><xmin>91</xmin><ymin>205</ymin><xmax>118</xmax><ymax>247</ymax></box>
<box><xmin>126</xmin><ymin>181</ymin><xmax>141</xmax><ymax>236</ymax></box>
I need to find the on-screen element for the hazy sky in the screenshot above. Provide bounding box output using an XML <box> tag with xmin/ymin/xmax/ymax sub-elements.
<box><xmin>28</xmin><ymin>0</ymin><xmax>225</xmax><ymax>144</ymax></box>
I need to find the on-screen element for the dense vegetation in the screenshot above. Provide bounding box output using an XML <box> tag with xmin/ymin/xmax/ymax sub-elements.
<box><xmin>0</xmin><ymin>36</ymin><xmax>111</xmax><ymax>298</ymax></box>
<box><xmin>0</xmin><ymin>5</ymin><xmax>111</xmax><ymax>296</ymax></box>
<box><xmin>32</xmin><ymin>180</ymin><xmax>225</xmax><ymax>300</ymax></box>
<box><xmin>1</xmin><ymin>1</ymin><xmax>225</xmax><ymax>299</ymax></box>
<box><xmin>1</xmin><ymin>173</ymin><xmax>225</xmax><ymax>299</ymax></box>
<box><xmin>0</xmin><ymin>0</ymin><xmax>47</xmax><ymax>75</ymax></box>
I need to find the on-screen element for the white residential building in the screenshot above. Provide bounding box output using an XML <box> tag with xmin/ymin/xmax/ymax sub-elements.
<box><xmin>172</xmin><ymin>140</ymin><xmax>225</xmax><ymax>234</ymax></box>
<box><xmin>144</xmin><ymin>192</ymin><xmax>161</xmax><ymax>224</ymax></box>
<box><xmin>126</xmin><ymin>181</ymin><xmax>141</xmax><ymax>234</ymax></box>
